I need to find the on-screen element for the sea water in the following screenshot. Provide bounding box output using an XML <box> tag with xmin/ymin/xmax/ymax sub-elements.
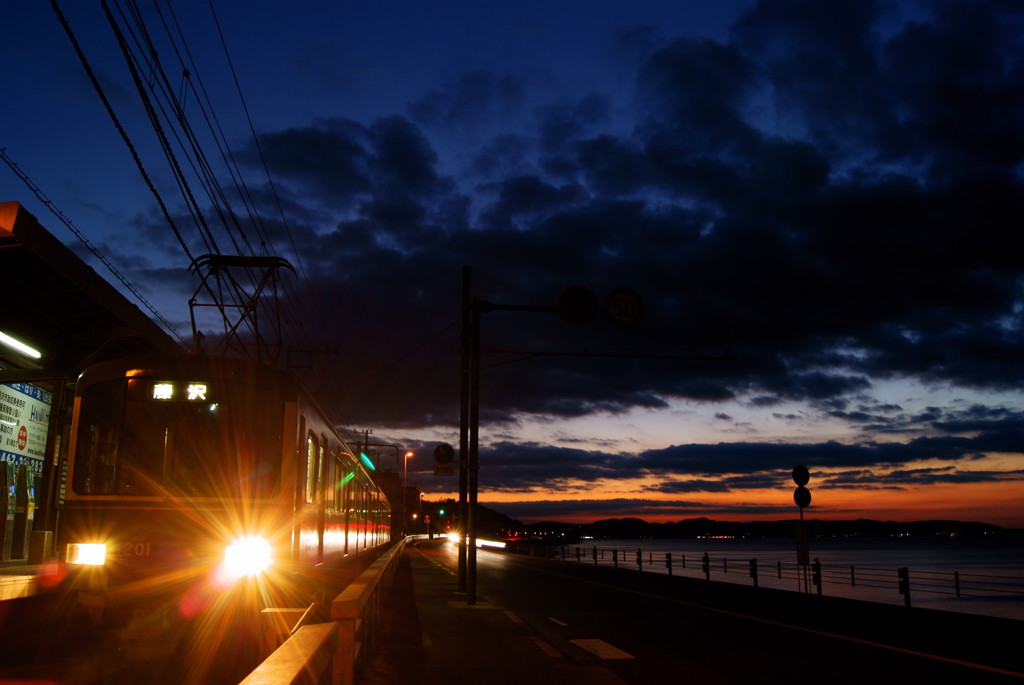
<box><xmin>559</xmin><ymin>535</ymin><xmax>1024</xmax><ymax>621</ymax></box>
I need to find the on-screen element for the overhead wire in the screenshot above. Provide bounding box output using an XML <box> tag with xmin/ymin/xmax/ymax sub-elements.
<box><xmin>54</xmin><ymin>0</ymin><xmax>463</xmax><ymax>430</ymax></box>
<box><xmin>148</xmin><ymin>0</ymin><xmax>323</xmax><ymax>362</ymax></box>
<box><xmin>101</xmin><ymin>0</ymin><xmax>222</xmax><ymax>258</ymax></box>
<box><xmin>50</xmin><ymin>0</ymin><xmax>195</xmax><ymax>266</ymax></box>
<box><xmin>150</xmin><ymin>1</ymin><xmax>265</xmax><ymax>258</ymax></box>
<box><xmin>0</xmin><ymin>148</ymin><xmax>188</xmax><ymax>346</ymax></box>
<box><xmin>49</xmin><ymin>0</ymin><xmax>306</xmax><ymax>361</ymax></box>
<box><xmin>108</xmin><ymin>0</ymin><xmax>272</xmax><ymax>347</ymax></box>
<box><xmin>127</xmin><ymin>0</ymin><xmax>338</xmax><ymax>407</ymax></box>
<box><xmin>105</xmin><ymin>0</ymin><xmax>274</xmax><ymax>351</ymax></box>
<box><xmin>205</xmin><ymin>0</ymin><xmax>330</xmax><ymax>353</ymax></box>
<box><xmin>49</xmin><ymin>0</ymin><xmax>257</xmax><ymax>348</ymax></box>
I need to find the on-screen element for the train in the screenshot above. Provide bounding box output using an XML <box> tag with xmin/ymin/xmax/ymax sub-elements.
<box><xmin>53</xmin><ymin>352</ymin><xmax>391</xmax><ymax>631</ymax></box>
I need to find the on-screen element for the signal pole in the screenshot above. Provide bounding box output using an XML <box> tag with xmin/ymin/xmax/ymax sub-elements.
<box><xmin>457</xmin><ymin>265</ymin><xmax>731</xmax><ymax>606</ymax></box>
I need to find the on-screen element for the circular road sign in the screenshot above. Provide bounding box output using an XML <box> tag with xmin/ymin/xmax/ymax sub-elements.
<box><xmin>557</xmin><ymin>285</ymin><xmax>600</xmax><ymax>327</ymax></box>
<box><xmin>604</xmin><ymin>287</ymin><xmax>644</xmax><ymax>328</ymax></box>
<box><xmin>794</xmin><ymin>485</ymin><xmax>812</xmax><ymax>509</ymax></box>
<box><xmin>434</xmin><ymin>443</ymin><xmax>455</xmax><ymax>464</ymax></box>
<box><xmin>792</xmin><ymin>464</ymin><xmax>810</xmax><ymax>486</ymax></box>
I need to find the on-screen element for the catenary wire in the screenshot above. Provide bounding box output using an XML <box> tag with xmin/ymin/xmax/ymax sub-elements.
<box><xmin>0</xmin><ymin>148</ymin><xmax>188</xmax><ymax>346</ymax></box>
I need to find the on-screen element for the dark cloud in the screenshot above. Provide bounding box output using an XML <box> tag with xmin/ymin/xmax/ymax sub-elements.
<box><xmin>409</xmin><ymin>69</ymin><xmax>528</xmax><ymax>132</ymax></box>
<box><xmin>408</xmin><ymin>414</ymin><xmax>1024</xmax><ymax>499</ymax></box>
<box><xmin>255</xmin><ymin>119</ymin><xmax>373</xmax><ymax>202</ymax></box>
<box><xmin>249</xmin><ymin>3</ymin><xmax>1022</xmax><ymax>449</ymax></box>
<box><xmin>130</xmin><ymin>0</ymin><xmax>1023</xmax><ymax>507</ymax></box>
<box><xmin>7</xmin><ymin>0</ymin><xmax>1023</xmax><ymax>524</ymax></box>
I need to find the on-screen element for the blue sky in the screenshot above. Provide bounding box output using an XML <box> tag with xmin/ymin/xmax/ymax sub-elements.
<box><xmin>3</xmin><ymin>1</ymin><xmax>1023</xmax><ymax>526</ymax></box>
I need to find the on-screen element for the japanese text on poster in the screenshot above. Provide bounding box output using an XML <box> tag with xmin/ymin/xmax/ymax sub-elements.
<box><xmin>0</xmin><ymin>383</ymin><xmax>51</xmax><ymax>476</ymax></box>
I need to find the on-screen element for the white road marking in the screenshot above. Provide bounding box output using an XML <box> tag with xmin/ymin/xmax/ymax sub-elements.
<box><xmin>571</xmin><ymin>639</ymin><xmax>636</xmax><ymax>660</ymax></box>
<box><xmin>548</xmin><ymin>617</ymin><xmax>568</xmax><ymax>627</ymax></box>
<box><xmin>536</xmin><ymin>565</ymin><xmax>1024</xmax><ymax>680</ymax></box>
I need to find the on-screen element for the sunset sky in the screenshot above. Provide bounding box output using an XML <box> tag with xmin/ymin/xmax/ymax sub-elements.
<box><xmin>3</xmin><ymin>1</ymin><xmax>1023</xmax><ymax>527</ymax></box>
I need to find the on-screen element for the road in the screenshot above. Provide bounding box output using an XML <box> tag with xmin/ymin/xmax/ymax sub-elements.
<box><xmin>4</xmin><ymin>540</ymin><xmax>1021</xmax><ymax>684</ymax></box>
<box><xmin>405</xmin><ymin>540</ymin><xmax>1024</xmax><ymax>684</ymax></box>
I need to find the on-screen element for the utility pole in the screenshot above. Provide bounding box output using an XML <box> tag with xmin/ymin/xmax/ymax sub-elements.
<box><xmin>458</xmin><ymin>266</ymin><xmax>732</xmax><ymax>605</ymax></box>
<box><xmin>458</xmin><ymin>267</ymin><xmax>471</xmax><ymax>592</ymax></box>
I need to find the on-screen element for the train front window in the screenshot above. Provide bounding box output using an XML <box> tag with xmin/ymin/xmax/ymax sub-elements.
<box><xmin>72</xmin><ymin>377</ymin><xmax>282</xmax><ymax>497</ymax></box>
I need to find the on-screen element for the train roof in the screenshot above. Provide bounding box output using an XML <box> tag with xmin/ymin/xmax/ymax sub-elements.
<box><xmin>77</xmin><ymin>353</ymin><xmax>302</xmax><ymax>391</ymax></box>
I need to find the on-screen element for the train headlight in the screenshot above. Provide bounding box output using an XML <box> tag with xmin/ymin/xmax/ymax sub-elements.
<box><xmin>223</xmin><ymin>536</ymin><xmax>273</xmax><ymax>578</ymax></box>
<box><xmin>66</xmin><ymin>543</ymin><xmax>107</xmax><ymax>566</ymax></box>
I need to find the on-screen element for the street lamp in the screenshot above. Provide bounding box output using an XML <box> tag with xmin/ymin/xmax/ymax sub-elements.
<box><xmin>403</xmin><ymin>451</ymin><xmax>413</xmax><ymax>535</ymax></box>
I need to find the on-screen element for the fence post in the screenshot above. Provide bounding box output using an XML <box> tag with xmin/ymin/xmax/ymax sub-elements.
<box><xmin>681</xmin><ymin>554</ymin><xmax>685</xmax><ymax>569</ymax></box>
<box><xmin>812</xmin><ymin>559</ymin><xmax>822</xmax><ymax>596</ymax></box>
<box><xmin>576</xmin><ymin>547</ymin><xmax>581</xmax><ymax>563</ymax></box>
<box><xmin>749</xmin><ymin>559</ymin><xmax>758</xmax><ymax>588</ymax></box>
<box><xmin>592</xmin><ymin>546</ymin><xmax>597</xmax><ymax>565</ymax></box>
<box><xmin>777</xmin><ymin>560</ymin><xmax>782</xmax><ymax>579</ymax></box>
<box><xmin>851</xmin><ymin>565</ymin><xmax>856</xmax><ymax>587</ymax></box>
<box><xmin>666</xmin><ymin>552</ymin><xmax>673</xmax><ymax>576</ymax></box>
<box><xmin>723</xmin><ymin>558</ymin><xmax>728</xmax><ymax>574</ymax></box>
<box><xmin>612</xmin><ymin>549</ymin><xmax>617</xmax><ymax>568</ymax></box>
<box><xmin>898</xmin><ymin>567</ymin><xmax>911</xmax><ymax>608</ymax></box>
<box><xmin>955</xmin><ymin>571</ymin><xmax>960</xmax><ymax>598</ymax></box>
<box><xmin>636</xmin><ymin>548</ymin><xmax>643</xmax><ymax>572</ymax></box>
<box><xmin>702</xmin><ymin>552</ymin><xmax>710</xmax><ymax>581</ymax></box>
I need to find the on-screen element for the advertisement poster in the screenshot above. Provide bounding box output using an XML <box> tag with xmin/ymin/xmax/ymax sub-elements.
<box><xmin>0</xmin><ymin>382</ymin><xmax>51</xmax><ymax>476</ymax></box>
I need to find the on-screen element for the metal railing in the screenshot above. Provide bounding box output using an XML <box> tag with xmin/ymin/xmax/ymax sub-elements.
<box><xmin>543</xmin><ymin>544</ymin><xmax>1024</xmax><ymax>612</ymax></box>
<box><xmin>239</xmin><ymin>537</ymin><xmax>408</xmax><ymax>685</ymax></box>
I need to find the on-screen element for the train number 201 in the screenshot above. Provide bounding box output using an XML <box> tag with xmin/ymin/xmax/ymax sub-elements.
<box><xmin>121</xmin><ymin>542</ymin><xmax>152</xmax><ymax>557</ymax></box>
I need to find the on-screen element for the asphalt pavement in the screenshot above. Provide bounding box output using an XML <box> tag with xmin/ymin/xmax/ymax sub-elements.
<box><xmin>4</xmin><ymin>541</ymin><xmax>1023</xmax><ymax>684</ymax></box>
<box><xmin>359</xmin><ymin>538</ymin><xmax>627</xmax><ymax>685</ymax></box>
<box><xmin>359</xmin><ymin>538</ymin><xmax>1024</xmax><ymax>685</ymax></box>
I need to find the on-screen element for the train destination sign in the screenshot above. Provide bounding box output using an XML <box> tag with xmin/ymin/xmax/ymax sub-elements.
<box><xmin>151</xmin><ymin>381</ymin><xmax>210</xmax><ymax>401</ymax></box>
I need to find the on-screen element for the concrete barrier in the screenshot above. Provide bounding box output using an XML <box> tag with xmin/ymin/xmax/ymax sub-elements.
<box><xmin>239</xmin><ymin>538</ymin><xmax>408</xmax><ymax>685</ymax></box>
<box><xmin>238</xmin><ymin>622</ymin><xmax>336</xmax><ymax>685</ymax></box>
<box><xmin>330</xmin><ymin>538</ymin><xmax>407</xmax><ymax>685</ymax></box>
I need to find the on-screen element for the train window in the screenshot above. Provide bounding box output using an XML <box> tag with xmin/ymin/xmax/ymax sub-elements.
<box><xmin>72</xmin><ymin>377</ymin><xmax>283</xmax><ymax>497</ymax></box>
<box><xmin>72</xmin><ymin>378</ymin><xmax>124</xmax><ymax>495</ymax></box>
<box><xmin>333</xmin><ymin>458</ymin><xmax>346</xmax><ymax>510</ymax></box>
<box><xmin>318</xmin><ymin>442</ymin><xmax>326</xmax><ymax>502</ymax></box>
<box><xmin>305</xmin><ymin>434</ymin><xmax>317</xmax><ymax>503</ymax></box>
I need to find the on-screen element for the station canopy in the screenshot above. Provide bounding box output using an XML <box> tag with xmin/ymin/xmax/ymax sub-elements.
<box><xmin>0</xmin><ymin>201</ymin><xmax>183</xmax><ymax>388</ymax></box>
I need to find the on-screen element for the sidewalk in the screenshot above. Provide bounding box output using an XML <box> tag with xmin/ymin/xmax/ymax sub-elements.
<box><xmin>359</xmin><ymin>539</ymin><xmax>623</xmax><ymax>685</ymax></box>
<box><xmin>0</xmin><ymin>559</ymin><xmax>47</xmax><ymax>600</ymax></box>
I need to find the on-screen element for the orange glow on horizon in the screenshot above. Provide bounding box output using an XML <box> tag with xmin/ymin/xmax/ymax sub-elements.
<box><xmin>429</xmin><ymin>478</ymin><xmax>1024</xmax><ymax>528</ymax></box>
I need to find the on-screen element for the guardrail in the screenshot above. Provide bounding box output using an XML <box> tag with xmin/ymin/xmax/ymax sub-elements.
<box><xmin>546</xmin><ymin>544</ymin><xmax>1024</xmax><ymax>612</ymax></box>
<box><xmin>239</xmin><ymin>537</ymin><xmax>408</xmax><ymax>685</ymax></box>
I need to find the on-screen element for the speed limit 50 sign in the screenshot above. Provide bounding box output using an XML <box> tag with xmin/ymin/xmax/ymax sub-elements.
<box><xmin>604</xmin><ymin>287</ymin><xmax>644</xmax><ymax>328</ymax></box>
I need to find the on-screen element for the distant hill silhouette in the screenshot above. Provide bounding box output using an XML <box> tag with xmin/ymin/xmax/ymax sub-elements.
<box><xmin>496</xmin><ymin>514</ymin><xmax>1010</xmax><ymax>540</ymax></box>
<box><xmin>579</xmin><ymin>517</ymin><xmax>1006</xmax><ymax>539</ymax></box>
<box><xmin>426</xmin><ymin>501</ymin><xmax>1013</xmax><ymax>540</ymax></box>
